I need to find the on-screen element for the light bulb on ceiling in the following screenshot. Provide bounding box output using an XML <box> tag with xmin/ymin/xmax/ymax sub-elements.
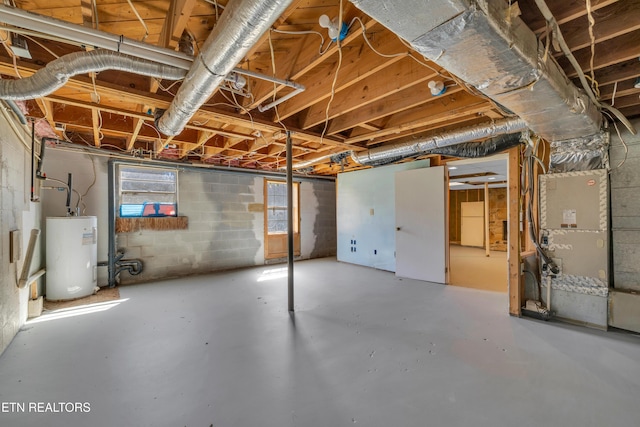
<box><xmin>428</xmin><ymin>80</ymin><xmax>446</xmax><ymax>96</ymax></box>
<box><xmin>319</xmin><ymin>14</ymin><xmax>347</xmax><ymax>41</ymax></box>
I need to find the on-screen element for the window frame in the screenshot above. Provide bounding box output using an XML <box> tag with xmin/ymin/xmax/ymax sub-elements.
<box><xmin>117</xmin><ymin>165</ymin><xmax>179</xmax><ymax>218</ymax></box>
<box><xmin>264</xmin><ymin>179</ymin><xmax>300</xmax><ymax>235</ymax></box>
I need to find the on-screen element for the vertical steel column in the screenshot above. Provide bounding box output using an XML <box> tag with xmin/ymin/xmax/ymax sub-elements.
<box><xmin>107</xmin><ymin>159</ymin><xmax>117</xmax><ymax>288</ymax></box>
<box><xmin>286</xmin><ymin>131</ymin><xmax>294</xmax><ymax>312</ymax></box>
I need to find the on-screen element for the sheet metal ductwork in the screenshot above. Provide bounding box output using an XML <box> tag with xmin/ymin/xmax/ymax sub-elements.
<box><xmin>155</xmin><ymin>0</ymin><xmax>294</xmax><ymax>136</ymax></box>
<box><xmin>0</xmin><ymin>50</ymin><xmax>186</xmax><ymax>100</ymax></box>
<box><xmin>351</xmin><ymin>117</ymin><xmax>527</xmax><ymax>166</ymax></box>
<box><xmin>425</xmin><ymin>132</ymin><xmax>524</xmax><ymax>158</ymax></box>
<box><xmin>351</xmin><ymin>0</ymin><xmax>603</xmax><ymax>142</ymax></box>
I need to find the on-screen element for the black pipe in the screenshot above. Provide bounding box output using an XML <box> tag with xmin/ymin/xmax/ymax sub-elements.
<box><xmin>425</xmin><ymin>132</ymin><xmax>524</xmax><ymax>158</ymax></box>
<box><xmin>30</xmin><ymin>120</ymin><xmax>36</xmax><ymax>201</ymax></box>
<box><xmin>66</xmin><ymin>172</ymin><xmax>73</xmax><ymax>215</ymax></box>
<box><xmin>286</xmin><ymin>131</ymin><xmax>294</xmax><ymax>313</ymax></box>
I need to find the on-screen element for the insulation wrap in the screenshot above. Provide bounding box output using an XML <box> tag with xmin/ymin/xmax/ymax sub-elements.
<box><xmin>0</xmin><ymin>50</ymin><xmax>186</xmax><ymax>100</ymax></box>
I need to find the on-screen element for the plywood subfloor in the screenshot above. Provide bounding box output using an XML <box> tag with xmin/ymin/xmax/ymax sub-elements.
<box><xmin>449</xmin><ymin>244</ymin><xmax>507</xmax><ymax>292</ymax></box>
<box><xmin>1</xmin><ymin>258</ymin><xmax>638</xmax><ymax>427</ymax></box>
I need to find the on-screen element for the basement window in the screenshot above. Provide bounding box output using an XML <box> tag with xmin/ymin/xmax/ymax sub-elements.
<box><xmin>118</xmin><ymin>166</ymin><xmax>178</xmax><ymax>218</ymax></box>
<box><xmin>266</xmin><ymin>180</ymin><xmax>299</xmax><ymax>233</ymax></box>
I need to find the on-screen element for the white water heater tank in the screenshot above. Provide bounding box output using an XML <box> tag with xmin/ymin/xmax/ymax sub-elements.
<box><xmin>46</xmin><ymin>216</ymin><xmax>98</xmax><ymax>301</ymax></box>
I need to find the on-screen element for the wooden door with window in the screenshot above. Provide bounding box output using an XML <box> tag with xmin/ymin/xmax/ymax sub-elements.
<box><xmin>264</xmin><ymin>180</ymin><xmax>301</xmax><ymax>259</ymax></box>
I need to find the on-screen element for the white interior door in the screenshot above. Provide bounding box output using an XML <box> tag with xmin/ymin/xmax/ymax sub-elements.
<box><xmin>395</xmin><ymin>167</ymin><xmax>447</xmax><ymax>283</ymax></box>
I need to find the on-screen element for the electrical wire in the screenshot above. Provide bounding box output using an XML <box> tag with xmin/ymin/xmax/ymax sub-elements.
<box><xmin>22</xmin><ymin>35</ymin><xmax>60</xmax><ymax>59</ymax></box>
<box><xmin>125</xmin><ymin>0</ymin><xmax>149</xmax><ymax>42</ymax></box>
<box><xmin>319</xmin><ymin>0</ymin><xmax>344</xmax><ymax>144</ymax></box>
<box><xmin>271</xmin><ymin>28</ymin><xmax>332</xmax><ymax>56</ymax></box>
<box><xmin>611</xmin><ymin>81</ymin><xmax>618</xmax><ymax>107</ymax></box>
<box><xmin>585</xmin><ymin>0</ymin><xmax>597</xmax><ymax>94</ymax></box>
<box><xmin>603</xmin><ymin>110</ymin><xmax>628</xmax><ymax>170</ymax></box>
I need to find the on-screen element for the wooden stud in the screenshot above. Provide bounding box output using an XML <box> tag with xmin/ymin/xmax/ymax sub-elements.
<box><xmin>508</xmin><ymin>146</ymin><xmax>522</xmax><ymax>317</ymax></box>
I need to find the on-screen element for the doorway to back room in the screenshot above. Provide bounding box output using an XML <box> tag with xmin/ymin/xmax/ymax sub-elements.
<box><xmin>447</xmin><ymin>155</ymin><xmax>508</xmax><ymax>292</ymax></box>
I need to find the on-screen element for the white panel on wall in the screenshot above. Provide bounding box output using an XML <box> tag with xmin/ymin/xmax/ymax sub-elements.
<box><xmin>461</xmin><ymin>201</ymin><xmax>484</xmax><ymax>247</ymax></box>
<box><xmin>336</xmin><ymin>160</ymin><xmax>430</xmax><ymax>271</ymax></box>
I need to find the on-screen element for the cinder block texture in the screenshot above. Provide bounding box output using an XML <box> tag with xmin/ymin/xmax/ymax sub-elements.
<box><xmin>0</xmin><ymin>113</ymin><xmax>40</xmax><ymax>356</ymax></box>
<box><xmin>119</xmin><ymin>171</ymin><xmax>337</xmax><ymax>284</ymax></box>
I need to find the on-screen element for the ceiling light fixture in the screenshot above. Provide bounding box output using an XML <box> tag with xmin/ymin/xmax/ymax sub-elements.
<box><xmin>448</xmin><ymin>166</ymin><xmax>457</xmax><ymax>170</ymax></box>
<box><xmin>319</xmin><ymin>14</ymin><xmax>348</xmax><ymax>41</ymax></box>
<box><xmin>634</xmin><ymin>77</ymin><xmax>640</xmax><ymax>89</ymax></box>
<box><xmin>428</xmin><ymin>80</ymin><xmax>446</xmax><ymax>96</ymax></box>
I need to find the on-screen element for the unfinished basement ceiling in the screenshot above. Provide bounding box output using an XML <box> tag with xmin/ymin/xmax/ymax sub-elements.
<box><xmin>0</xmin><ymin>0</ymin><xmax>638</xmax><ymax>175</ymax></box>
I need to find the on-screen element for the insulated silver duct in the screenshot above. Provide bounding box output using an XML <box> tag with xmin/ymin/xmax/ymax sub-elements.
<box><xmin>425</xmin><ymin>132</ymin><xmax>524</xmax><ymax>158</ymax></box>
<box><xmin>0</xmin><ymin>50</ymin><xmax>186</xmax><ymax>100</ymax></box>
<box><xmin>156</xmin><ymin>0</ymin><xmax>294</xmax><ymax>136</ymax></box>
<box><xmin>351</xmin><ymin>117</ymin><xmax>527</xmax><ymax>166</ymax></box>
<box><xmin>350</xmin><ymin>0</ymin><xmax>602</xmax><ymax>142</ymax></box>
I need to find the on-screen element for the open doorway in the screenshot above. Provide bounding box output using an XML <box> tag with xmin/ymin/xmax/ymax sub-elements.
<box><xmin>447</xmin><ymin>155</ymin><xmax>508</xmax><ymax>292</ymax></box>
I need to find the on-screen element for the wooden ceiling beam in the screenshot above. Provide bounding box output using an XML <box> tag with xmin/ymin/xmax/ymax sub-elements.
<box><xmin>275</xmin><ymin>31</ymin><xmax>409</xmax><ymax>120</ymax></box>
<box><xmin>126</xmin><ymin>118</ymin><xmax>145</xmax><ymax>151</ymax></box>
<box><xmin>0</xmin><ymin>57</ymin><xmax>349</xmax><ymax>148</ymax></box>
<box><xmin>576</xmin><ymin>58</ymin><xmax>640</xmax><ymax>87</ymax></box>
<box><xmin>247</xmin><ymin>16</ymin><xmax>377</xmax><ymax>108</ymax></box>
<box><xmin>158</xmin><ymin>0</ymin><xmax>198</xmax><ymax>48</ymax></box>
<box><xmin>560</xmin><ymin>29</ymin><xmax>640</xmax><ymax>77</ymax></box>
<box><xmin>559</xmin><ymin>0</ymin><xmax>640</xmax><ymax>52</ymax></box>
<box><xmin>524</xmin><ymin>0</ymin><xmax>620</xmax><ymax>34</ymax></box>
<box><xmin>346</xmin><ymin>91</ymin><xmax>491</xmax><ymax>145</ymax></box>
<box><xmin>301</xmin><ymin>57</ymin><xmax>433</xmax><ymax>129</ymax></box>
<box><xmin>327</xmin><ymin>81</ymin><xmax>461</xmax><ymax>135</ymax></box>
<box><xmin>91</xmin><ymin>108</ymin><xmax>101</xmax><ymax>147</ymax></box>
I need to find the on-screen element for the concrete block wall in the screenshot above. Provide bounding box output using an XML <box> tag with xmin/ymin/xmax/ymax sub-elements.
<box><xmin>118</xmin><ymin>170</ymin><xmax>336</xmax><ymax>284</ymax></box>
<box><xmin>610</xmin><ymin>118</ymin><xmax>640</xmax><ymax>291</ymax></box>
<box><xmin>40</xmin><ymin>149</ymin><xmax>337</xmax><ymax>285</ymax></box>
<box><xmin>303</xmin><ymin>180</ymin><xmax>337</xmax><ymax>259</ymax></box>
<box><xmin>0</xmin><ymin>111</ymin><xmax>42</xmax><ymax>355</ymax></box>
<box><xmin>118</xmin><ymin>170</ymin><xmax>265</xmax><ymax>283</ymax></box>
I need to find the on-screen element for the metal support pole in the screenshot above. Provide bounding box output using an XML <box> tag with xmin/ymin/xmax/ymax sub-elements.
<box><xmin>107</xmin><ymin>159</ymin><xmax>117</xmax><ymax>288</ymax></box>
<box><xmin>286</xmin><ymin>131</ymin><xmax>294</xmax><ymax>313</ymax></box>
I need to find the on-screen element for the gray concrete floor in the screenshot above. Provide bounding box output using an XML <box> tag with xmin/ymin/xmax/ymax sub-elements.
<box><xmin>1</xmin><ymin>257</ymin><xmax>639</xmax><ymax>427</ymax></box>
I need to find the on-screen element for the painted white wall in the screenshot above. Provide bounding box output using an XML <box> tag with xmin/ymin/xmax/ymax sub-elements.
<box><xmin>336</xmin><ymin>160</ymin><xmax>430</xmax><ymax>271</ymax></box>
<box><xmin>40</xmin><ymin>150</ymin><xmax>109</xmax><ymax>286</ymax></box>
<box><xmin>300</xmin><ymin>181</ymin><xmax>319</xmax><ymax>258</ymax></box>
<box><xmin>0</xmin><ymin>108</ymin><xmax>42</xmax><ymax>355</ymax></box>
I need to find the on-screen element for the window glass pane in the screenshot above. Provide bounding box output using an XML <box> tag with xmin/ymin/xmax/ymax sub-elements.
<box><xmin>118</xmin><ymin>166</ymin><xmax>177</xmax><ymax>217</ymax></box>
<box><xmin>121</xmin><ymin>180</ymin><xmax>176</xmax><ymax>193</ymax></box>
<box><xmin>267</xmin><ymin>182</ymin><xmax>288</xmax><ymax>233</ymax></box>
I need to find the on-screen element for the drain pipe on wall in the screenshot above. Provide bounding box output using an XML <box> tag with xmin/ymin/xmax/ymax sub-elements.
<box><xmin>107</xmin><ymin>159</ymin><xmax>144</xmax><ymax>287</ymax></box>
